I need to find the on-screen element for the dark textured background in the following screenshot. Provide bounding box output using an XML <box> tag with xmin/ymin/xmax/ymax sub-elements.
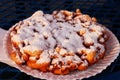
<box><xmin>0</xmin><ymin>0</ymin><xmax>120</xmax><ymax>80</ymax></box>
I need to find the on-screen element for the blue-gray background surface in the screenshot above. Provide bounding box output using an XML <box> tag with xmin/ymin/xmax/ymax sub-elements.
<box><xmin>0</xmin><ymin>0</ymin><xmax>120</xmax><ymax>80</ymax></box>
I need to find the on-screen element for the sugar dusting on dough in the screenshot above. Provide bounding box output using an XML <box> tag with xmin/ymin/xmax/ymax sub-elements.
<box><xmin>10</xmin><ymin>10</ymin><xmax>107</xmax><ymax>73</ymax></box>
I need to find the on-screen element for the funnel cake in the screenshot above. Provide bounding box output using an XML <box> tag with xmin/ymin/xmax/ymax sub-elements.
<box><xmin>8</xmin><ymin>9</ymin><xmax>108</xmax><ymax>75</ymax></box>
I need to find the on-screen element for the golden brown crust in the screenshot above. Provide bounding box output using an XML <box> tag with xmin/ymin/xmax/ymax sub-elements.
<box><xmin>27</xmin><ymin>60</ymin><xmax>38</xmax><ymax>69</ymax></box>
<box><xmin>22</xmin><ymin>53</ymin><xmax>29</xmax><ymax>61</ymax></box>
<box><xmin>52</xmin><ymin>67</ymin><xmax>70</xmax><ymax>75</ymax></box>
<box><xmin>92</xmin><ymin>17</ymin><xmax>97</xmax><ymax>22</ymax></box>
<box><xmin>86</xmin><ymin>51</ymin><xmax>96</xmax><ymax>64</ymax></box>
<box><xmin>78</xmin><ymin>63</ymin><xmax>88</xmax><ymax>70</ymax></box>
<box><xmin>37</xmin><ymin>62</ymin><xmax>50</xmax><ymax>72</ymax></box>
<box><xmin>10</xmin><ymin>51</ymin><xmax>23</xmax><ymax>65</ymax></box>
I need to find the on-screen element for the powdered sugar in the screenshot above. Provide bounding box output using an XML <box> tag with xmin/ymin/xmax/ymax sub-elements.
<box><xmin>10</xmin><ymin>10</ymin><xmax>107</xmax><ymax>74</ymax></box>
<box><xmin>36</xmin><ymin>50</ymin><xmax>50</xmax><ymax>64</ymax></box>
